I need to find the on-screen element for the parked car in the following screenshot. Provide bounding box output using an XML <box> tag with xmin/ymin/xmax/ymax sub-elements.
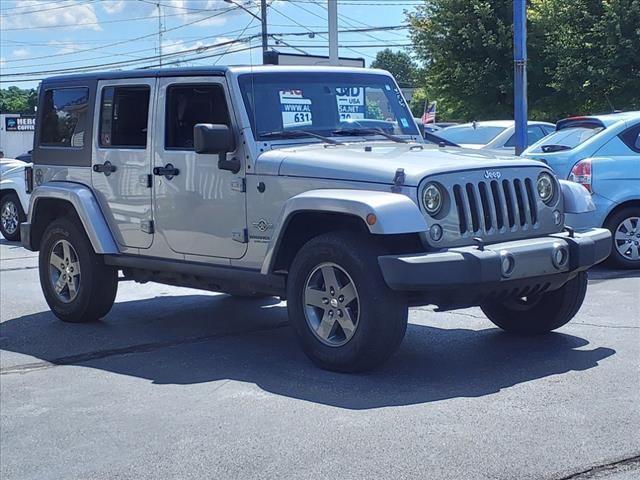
<box><xmin>522</xmin><ymin>112</ymin><xmax>640</xmax><ymax>268</ymax></box>
<box><xmin>15</xmin><ymin>150</ymin><xmax>32</xmax><ymax>162</ymax></box>
<box><xmin>437</xmin><ymin>120</ymin><xmax>555</xmax><ymax>154</ymax></box>
<box><xmin>22</xmin><ymin>66</ymin><xmax>609</xmax><ymax>372</ymax></box>
<box><xmin>0</xmin><ymin>158</ymin><xmax>32</xmax><ymax>240</ymax></box>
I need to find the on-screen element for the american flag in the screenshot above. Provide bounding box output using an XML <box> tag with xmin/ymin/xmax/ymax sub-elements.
<box><xmin>421</xmin><ymin>101</ymin><xmax>437</xmax><ymax>124</ymax></box>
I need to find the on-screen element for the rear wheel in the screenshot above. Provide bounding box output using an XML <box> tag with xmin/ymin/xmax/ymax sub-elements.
<box><xmin>39</xmin><ymin>218</ymin><xmax>118</xmax><ymax>323</ymax></box>
<box><xmin>287</xmin><ymin>232</ymin><xmax>408</xmax><ymax>372</ymax></box>
<box><xmin>480</xmin><ymin>272</ymin><xmax>588</xmax><ymax>334</ymax></box>
<box><xmin>605</xmin><ymin>207</ymin><xmax>640</xmax><ymax>269</ymax></box>
<box><xmin>0</xmin><ymin>193</ymin><xmax>25</xmax><ymax>241</ymax></box>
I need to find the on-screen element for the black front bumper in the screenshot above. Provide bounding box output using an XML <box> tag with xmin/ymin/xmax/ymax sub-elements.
<box><xmin>378</xmin><ymin>228</ymin><xmax>611</xmax><ymax>308</ymax></box>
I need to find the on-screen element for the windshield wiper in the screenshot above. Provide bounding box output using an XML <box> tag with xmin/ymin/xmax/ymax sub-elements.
<box><xmin>260</xmin><ymin>130</ymin><xmax>344</xmax><ymax>145</ymax></box>
<box><xmin>541</xmin><ymin>144</ymin><xmax>572</xmax><ymax>153</ymax></box>
<box><xmin>332</xmin><ymin>127</ymin><xmax>409</xmax><ymax>144</ymax></box>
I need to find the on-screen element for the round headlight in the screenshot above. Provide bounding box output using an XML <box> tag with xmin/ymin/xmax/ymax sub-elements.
<box><xmin>423</xmin><ymin>183</ymin><xmax>443</xmax><ymax>215</ymax></box>
<box><xmin>537</xmin><ymin>172</ymin><xmax>555</xmax><ymax>204</ymax></box>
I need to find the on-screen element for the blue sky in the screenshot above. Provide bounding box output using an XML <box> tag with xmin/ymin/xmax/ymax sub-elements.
<box><xmin>1</xmin><ymin>0</ymin><xmax>421</xmax><ymax>88</ymax></box>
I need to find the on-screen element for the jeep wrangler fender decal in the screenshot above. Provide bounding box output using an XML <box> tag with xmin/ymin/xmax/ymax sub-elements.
<box><xmin>261</xmin><ymin>189</ymin><xmax>426</xmax><ymax>274</ymax></box>
<box><xmin>29</xmin><ymin>183</ymin><xmax>118</xmax><ymax>254</ymax></box>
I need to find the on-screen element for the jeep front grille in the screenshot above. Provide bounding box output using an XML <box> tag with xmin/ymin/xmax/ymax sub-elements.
<box><xmin>452</xmin><ymin>179</ymin><xmax>538</xmax><ymax>235</ymax></box>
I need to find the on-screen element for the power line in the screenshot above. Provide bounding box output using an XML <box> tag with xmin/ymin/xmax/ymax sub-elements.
<box><xmin>0</xmin><ymin>0</ymin><xmax>98</xmax><ymax>17</ymax></box>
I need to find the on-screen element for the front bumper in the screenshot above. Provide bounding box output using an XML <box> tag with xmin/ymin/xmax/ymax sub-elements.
<box><xmin>378</xmin><ymin>228</ymin><xmax>611</xmax><ymax>307</ymax></box>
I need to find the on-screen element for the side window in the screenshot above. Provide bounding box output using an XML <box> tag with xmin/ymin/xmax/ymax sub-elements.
<box><xmin>40</xmin><ymin>87</ymin><xmax>89</xmax><ymax>147</ymax></box>
<box><xmin>619</xmin><ymin>124</ymin><xmax>640</xmax><ymax>153</ymax></box>
<box><xmin>505</xmin><ymin>126</ymin><xmax>546</xmax><ymax>147</ymax></box>
<box><xmin>165</xmin><ymin>84</ymin><xmax>230</xmax><ymax>150</ymax></box>
<box><xmin>99</xmin><ymin>86</ymin><xmax>150</xmax><ymax>148</ymax></box>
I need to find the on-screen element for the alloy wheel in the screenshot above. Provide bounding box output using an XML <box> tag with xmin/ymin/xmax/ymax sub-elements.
<box><xmin>614</xmin><ymin>216</ymin><xmax>640</xmax><ymax>262</ymax></box>
<box><xmin>1</xmin><ymin>201</ymin><xmax>19</xmax><ymax>235</ymax></box>
<box><xmin>48</xmin><ymin>239</ymin><xmax>82</xmax><ymax>303</ymax></box>
<box><xmin>303</xmin><ymin>262</ymin><xmax>360</xmax><ymax>347</ymax></box>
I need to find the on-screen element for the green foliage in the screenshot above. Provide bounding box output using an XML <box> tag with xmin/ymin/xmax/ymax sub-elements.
<box><xmin>0</xmin><ymin>87</ymin><xmax>37</xmax><ymax>114</ymax></box>
<box><xmin>366</xmin><ymin>100</ymin><xmax>384</xmax><ymax>120</ymax></box>
<box><xmin>370</xmin><ymin>48</ymin><xmax>420</xmax><ymax>87</ymax></box>
<box><xmin>407</xmin><ymin>0</ymin><xmax>640</xmax><ymax>121</ymax></box>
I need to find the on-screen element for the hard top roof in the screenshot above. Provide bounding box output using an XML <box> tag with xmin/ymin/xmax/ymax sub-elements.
<box><xmin>40</xmin><ymin>65</ymin><xmax>387</xmax><ymax>85</ymax></box>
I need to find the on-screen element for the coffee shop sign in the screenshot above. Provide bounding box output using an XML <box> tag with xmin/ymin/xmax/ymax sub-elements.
<box><xmin>5</xmin><ymin>116</ymin><xmax>36</xmax><ymax>132</ymax></box>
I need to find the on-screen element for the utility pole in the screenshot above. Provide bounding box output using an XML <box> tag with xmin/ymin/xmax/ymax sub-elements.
<box><xmin>328</xmin><ymin>0</ymin><xmax>338</xmax><ymax>65</ymax></box>
<box><xmin>225</xmin><ymin>0</ymin><xmax>268</xmax><ymax>64</ymax></box>
<box><xmin>157</xmin><ymin>2</ymin><xmax>163</xmax><ymax>66</ymax></box>
<box><xmin>260</xmin><ymin>0</ymin><xmax>268</xmax><ymax>62</ymax></box>
<box><xmin>513</xmin><ymin>0</ymin><xmax>527</xmax><ymax>155</ymax></box>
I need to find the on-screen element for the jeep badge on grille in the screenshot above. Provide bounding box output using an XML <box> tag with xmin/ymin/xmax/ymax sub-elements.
<box><xmin>484</xmin><ymin>170</ymin><xmax>502</xmax><ymax>180</ymax></box>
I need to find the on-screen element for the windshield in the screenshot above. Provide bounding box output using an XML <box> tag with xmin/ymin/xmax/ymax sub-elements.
<box><xmin>437</xmin><ymin>126</ymin><xmax>507</xmax><ymax>145</ymax></box>
<box><xmin>238</xmin><ymin>72</ymin><xmax>418</xmax><ymax>140</ymax></box>
<box><xmin>528</xmin><ymin>126</ymin><xmax>604</xmax><ymax>153</ymax></box>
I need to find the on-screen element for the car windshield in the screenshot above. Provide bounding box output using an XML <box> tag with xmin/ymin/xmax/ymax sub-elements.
<box><xmin>437</xmin><ymin>125</ymin><xmax>507</xmax><ymax>145</ymax></box>
<box><xmin>238</xmin><ymin>72</ymin><xmax>418</xmax><ymax>140</ymax></box>
<box><xmin>528</xmin><ymin>126</ymin><xmax>604</xmax><ymax>153</ymax></box>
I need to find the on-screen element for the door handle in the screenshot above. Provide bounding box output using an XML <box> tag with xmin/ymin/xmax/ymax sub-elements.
<box><xmin>93</xmin><ymin>161</ymin><xmax>117</xmax><ymax>176</ymax></box>
<box><xmin>153</xmin><ymin>163</ymin><xmax>180</xmax><ymax>180</ymax></box>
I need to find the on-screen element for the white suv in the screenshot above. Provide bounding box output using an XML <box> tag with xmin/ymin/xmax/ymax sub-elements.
<box><xmin>0</xmin><ymin>158</ymin><xmax>31</xmax><ymax>241</ymax></box>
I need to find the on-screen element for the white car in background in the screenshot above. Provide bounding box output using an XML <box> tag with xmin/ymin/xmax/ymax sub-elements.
<box><xmin>0</xmin><ymin>158</ymin><xmax>32</xmax><ymax>241</ymax></box>
<box><xmin>437</xmin><ymin>120</ymin><xmax>555</xmax><ymax>154</ymax></box>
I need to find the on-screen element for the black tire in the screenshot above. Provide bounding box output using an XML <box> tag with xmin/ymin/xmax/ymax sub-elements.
<box><xmin>480</xmin><ymin>272</ymin><xmax>588</xmax><ymax>334</ymax></box>
<box><xmin>0</xmin><ymin>192</ymin><xmax>25</xmax><ymax>241</ymax></box>
<box><xmin>39</xmin><ymin>217</ymin><xmax>118</xmax><ymax>323</ymax></box>
<box><xmin>604</xmin><ymin>206</ymin><xmax>640</xmax><ymax>269</ymax></box>
<box><xmin>286</xmin><ymin>231</ymin><xmax>408</xmax><ymax>373</ymax></box>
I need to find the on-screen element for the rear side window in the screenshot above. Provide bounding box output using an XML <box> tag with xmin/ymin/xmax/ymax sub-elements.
<box><xmin>619</xmin><ymin>124</ymin><xmax>640</xmax><ymax>153</ymax></box>
<box><xmin>165</xmin><ymin>84</ymin><xmax>230</xmax><ymax>150</ymax></box>
<box><xmin>99</xmin><ymin>86</ymin><xmax>150</xmax><ymax>148</ymax></box>
<box><xmin>40</xmin><ymin>88</ymin><xmax>89</xmax><ymax>147</ymax></box>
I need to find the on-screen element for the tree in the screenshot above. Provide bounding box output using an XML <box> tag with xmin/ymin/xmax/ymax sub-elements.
<box><xmin>0</xmin><ymin>87</ymin><xmax>37</xmax><ymax>114</ymax></box>
<box><xmin>370</xmin><ymin>48</ymin><xmax>420</xmax><ymax>88</ymax></box>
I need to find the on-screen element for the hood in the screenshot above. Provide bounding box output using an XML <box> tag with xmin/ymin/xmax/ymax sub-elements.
<box><xmin>257</xmin><ymin>142</ymin><xmax>547</xmax><ymax>186</ymax></box>
<box><xmin>0</xmin><ymin>159</ymin><xmax>29</xmax><ymax>177</ymax></box>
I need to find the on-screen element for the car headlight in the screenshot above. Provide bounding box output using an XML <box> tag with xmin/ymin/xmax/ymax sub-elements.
<box><xmin>422</xmin><ymin>182</ymin><xmax>443</xmax><ymax>215</ymax></box>
<box><xmin>537</xmin><ymin>172</ymin><xmax>555</xmax><ymax>204</ymax></box>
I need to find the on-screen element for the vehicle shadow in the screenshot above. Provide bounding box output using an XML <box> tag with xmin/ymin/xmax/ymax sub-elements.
<box><xmin>0</xmin><ymin>294</ymin><xmax>615</xmax><ymax>409</ymax></box>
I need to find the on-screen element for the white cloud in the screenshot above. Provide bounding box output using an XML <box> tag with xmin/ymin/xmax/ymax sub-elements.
<box><xmin>2</xmin><ymin>0</ymin><xmax>101</xmax><ymax>31</ymax></box>
<box><xmin>48</xmin><ymin>40</ymin><xmax>83</xmax><ymax>55</ymax></box>
<box><xmin>11</xmin><ymin>48</ymin><xmax>30</xmax><ymax>58</ymax></box>
<box><xmin>101</xmin><ymin>0</ymin><xmax>126</xmax><ymax>15</ymax></box>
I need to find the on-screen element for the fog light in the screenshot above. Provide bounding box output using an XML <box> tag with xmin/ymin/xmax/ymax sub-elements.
<box><xmin>429</xmin><ymin>224</ymin><xmax>443</xmax><ymax>242</ymax></box>
<box><xmin>553</xmin><ymin>209</ymin><xmax>563</xmax><ymax>226</ymax></box>
<box><xmin>500</xmin><ymin>251</ymin><xmax>515</xmax><ymax>277</ymax></box>
<box><xmin>552</xmin><ymin>246</ymin><xmax>569</xmax><ymax>268</ymax></box>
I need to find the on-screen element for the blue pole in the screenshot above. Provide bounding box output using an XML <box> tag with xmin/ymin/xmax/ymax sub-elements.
<box><xmin>514</xmin><ymin>0</ymin><xmax>527</xmax><ymax>155</ymax></box>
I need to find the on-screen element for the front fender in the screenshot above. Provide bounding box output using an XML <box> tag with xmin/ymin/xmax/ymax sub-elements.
<box><xmin>560</xmin><ymin>180</ymin><xmax>595</xmax><ymax>214</ymax></box>
<box><xmin>26</xmin><ymin>182</ymin><xmax>118</xmax><ymax>254</ymax></box>
<box><xmin>261</xmin><ymin>189</ymin><xmax>427</xmax><ymax>274</ymax></box>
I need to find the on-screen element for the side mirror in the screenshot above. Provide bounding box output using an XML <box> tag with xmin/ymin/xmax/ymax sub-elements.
<box><xmin>193</xmin><ymin>124</ymin><xmax>240</xmax><ymax>173</ymax></box>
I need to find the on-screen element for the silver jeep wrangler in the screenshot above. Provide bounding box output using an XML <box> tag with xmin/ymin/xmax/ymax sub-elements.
<box><xmin>21</xmin><ymin>66</ymin><xmax>611</xmax><ymax>372</ymax></box>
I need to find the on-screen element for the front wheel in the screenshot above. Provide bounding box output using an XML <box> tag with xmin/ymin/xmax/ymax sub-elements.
<box><xmin>605</xmin><ymin>207</ymin><xmax>640</xmax><ymax>269</ymax></box>
<box><xmin>287</xmin><ymin>232</ymin><xmax>408</xmax><ymax>372</ymax></box>
<box><xmin>480</xmin><ymin>272</ymin><xmax>588</xmax><ymax>334</ymax></box>
<box><xmin>39</xmin><ymin>218</ymin><xmax>118</xmax><ymax>323</ymax></box>
<box><xmin>0</xmin><ymin>193</ymin><xmax>25</xmax><ymax>241</ymax></box>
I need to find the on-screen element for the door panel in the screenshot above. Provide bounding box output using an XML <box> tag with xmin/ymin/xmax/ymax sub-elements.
<box><xmin>153</xmin><ymin>77</ymin><xmax>247</xmax><ymax>259</ymax></box>
<box><xmin>92</xmin><ymin>79</ymin><xmax>156</xmax><ymax>249</ymax></box>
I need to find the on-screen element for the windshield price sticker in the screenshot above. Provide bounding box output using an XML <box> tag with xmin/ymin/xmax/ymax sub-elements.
<box><xmin>336</xmin><ymin>87</ymin><xmax>365</xmax><ymax>120</ymax></box>
<box><xmin>279</xmin><ymin>90</ymin><xmax>313</xmax><ymax>127</ymax></box>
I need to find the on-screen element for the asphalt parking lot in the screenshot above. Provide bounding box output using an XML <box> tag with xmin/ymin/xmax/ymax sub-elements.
<box><xmin>1</xmin><ymin>237</ymin><xmax>638</xmax><ymax>480</ymax></box>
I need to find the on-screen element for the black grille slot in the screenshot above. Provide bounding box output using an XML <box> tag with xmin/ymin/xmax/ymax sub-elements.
<box><xmin>453</xmin><ymin>185</ymin><xmax>467</xmax><ymax>234</ymax></box>
<box><xmin>491</xmin><ymin>181</ymin><xmax>504</xmax><ymax>230</ymax></box>
<box><xmin>525</xmin><ymin>178</ymin><xmax>538</xmax><ymax>224</ymax></box>
<box><xmin>465</xmin><ymin>183</ymin><xmax>480</xmax><ymax>233</ymax></box>
<box><xmin>478</xmin><ymin>182</ymin><xmax>492</xmax><ymax>230</ymax></box>
<box><xmin>502</xmin><ymin>179</ymin><xmax>516</xmax><ymax>227</ymax></box>
<box><xmin>514</xmin><ymin>179</ymin><xmax>527</xmax><ymax>226</ymax></box>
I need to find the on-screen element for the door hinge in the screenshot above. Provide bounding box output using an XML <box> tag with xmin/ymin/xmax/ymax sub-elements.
<box><xmin>231</xmin><ymin>178</ymin><xmax>246</xmax><ymax>193</ymax></box>
<box><xmin>141</xmin><ymin>220</ymin><xmax>154</xmax><ymax>234</ymax></box>
<box><xmin>232</xmin><ymin>228</ymin><xmax>248</xmax><ymax>243</ymax></box>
